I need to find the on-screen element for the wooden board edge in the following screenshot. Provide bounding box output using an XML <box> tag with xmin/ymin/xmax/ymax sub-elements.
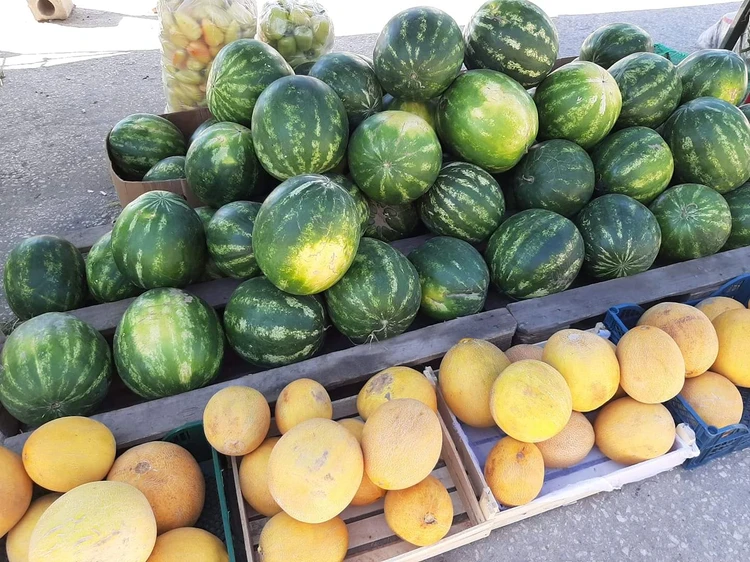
<box><xmin>230</xmin><ymin>456</ymin><xmax>256</xmax><ymax>562</ymax></box>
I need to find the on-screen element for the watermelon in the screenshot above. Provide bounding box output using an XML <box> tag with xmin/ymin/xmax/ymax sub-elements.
<box><xmin>348</xmin><ymin>111</ymin><xmax>442</xmax><ymax>204</ymax></box>
<box><xmin>108</xmin><ymin>114</ymin><xmax>186</xmax><ymax>180</ymax></box>
<box><xmin>323</xmin><ymin>173</ymin><xmax>370</xmax><ymax>233</ymax></box>
<box><xmin>437</xmin><ymin>69</ymin><xmax>538</xmax><ymax>172</ymax></box>
<box><xmin>4</xmin><ymin>235</ymin><xmax>87</xmax><ymax>320</ymax></box>
<box><xmin>485</xmin><ymin>209</ymin><xmax>584</xmax><ymax>299</ymax></box>
<box><xmin>575</xmin><ymin>194</ymin><xmax>661</xmax><ymax>280</ymax></box>
<box><xmin>309</xmin><ymin>52</ymin><xmax>383</xmax><ymax>129</ymax></box>
<box><xmin>185</xmin><ymin>122</ymin><xmax>261</xmax><ymax>207</ymax></box>
<box><xmin>608</xmin><ymin>52</ymin><xmax>683</xmax><ymax>129</ymax></box>
<box><xmin>418</xmin><ymin>161</ymin><xmax>505</xmax><ymax>243</ymax></box>
<box><xmin>512</xmin><ymin>139</ymin><xmax>595</xmax><ymax>217</ymax></box>
<box><xmin>661</xmin><ymin>97</ymin><xmax>750</xmax><ymax>194</ymax></box>
<box><xmin>724</xmin><ymin>183</ymin><xmax>750</xmax><ymax>249</ymax></box>
<box><xmin>649</xmin><ymin>183</ymin><xmax>732</xmax><ymax>260</ymax></box>
<box><xmin>676</xmin><ymin>49</ymin><xmax>748</xmax><ymax>105</ymax></box>
<box><xmin>464</xmin><ymin>0</ymin><xmax>559</xmax><ymax>88</ymax></box>
<box><xmin>386</xmin><ymin>98</ymin><xmax>437</xmax><ymax>129</ymax></box>
<box><xmin>86</xmin><ymin>232</ymin><xmax>142</xmax><ymax>303</ymax></box>
<box><xmin>143</xmin><ymin>156</ymin><xmax>186</xmax><ymax>181</ymax></box>
<box><xmin>111</xmin><ymin>191</ymin><xmax>207</xmax><ymax>289</ymax></box>
<box><xmin>408</xmin><ymin>236</ymin><xmax>489</xmax><ymax>320</ymax></box>
<box><xmin>364</xmin><ymin>198</ymin><xmax>419</xmax><ymax>242</ymax></box>
<box><xmin>114</xmin><ymin>288</ymin><xmax>224</xmax><ymax>399</ymax></box>
<box><xmin>534</xmin><ymin>61</ymin><xmax>622</xmax><ymax>149</ymax></box>
<box><xmin>194</xmin><ymin>206</ymin><xmax>225</xmax><ymax>281</ymax></box>
<box><xmin>224</xmin><ymin>276</ymin><xmax>327</xmax><ymax>367</ymax></box>
<box><xmin>0</xmin><ymin>312</ymin><xmax>112</xmax><ymax>425</ymax></box>
<box><xmin>590</xmin><ymin>127</ymin><xmax>674</xmax><ymax>204</ymax></box>
<box><xmin>206</xmin><ymin>201</ymin><xmax>262</xmax><ymax>279</ymax></box>
<box><xmin>206</xmin><ymin>39</ymin><xmax>294</xmax><ymax>128</ymax></box>
<box><xmin>579</xmin><ymin>23</ymin><xmax>654</xmax><ymax>68</ymax></box>
<box><xmin>253</xmin><ymin>175</ymin><xmax>361</xmax><ymax>295</ymax></box>
<box><xmin>373</xmin><ymin>7</ymin><xmax>464</xmax><ymax>101</ymax></box>
<box><xmin>188</xmin><ymin>118</ymin><xmax>218</xmax><ymax>145</ymax></box>
<box><xmin>740</xmin><ymin>104</ymin><xmax>750</xmax><ymax>120</ymax></box>
<box><xmin>325</xmin><ymin>238</ymin><xmax>421</xmax><ymax>343</ymax></box>
<box><xmin>251</xmin><ymin>75</ymin><xmax>349</xmax><ymax>180</ymax></box>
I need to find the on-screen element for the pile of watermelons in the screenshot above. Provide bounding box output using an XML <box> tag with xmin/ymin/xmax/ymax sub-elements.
<box><xmin>4</xmin><ymin>0</ymin><xmax>750</xmax><ymax>426</ymax></box>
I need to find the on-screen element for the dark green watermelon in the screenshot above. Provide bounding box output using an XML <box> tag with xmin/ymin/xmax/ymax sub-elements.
<box><xmin>194</xmin><ymin>206</ymin><xmax>225</xmax><ymax>281</ymax></box>
<box><xmin>677</xmin><ymin>49</ymin><xmax>748</xmax><ymax>105</ymax></box>
<box><xmin>4</xmin><ymin>235</ymin><xmax>87</xmax><ymax>320</ymax></box>
<box><xmin>325</xmin><ymin>238</ymin><xmax>421</xmax><ymax>343</ymax></box>
<box><xmin>576</xmin><ymin>194</ymin><xmax>661</xmax><ymax>279</ymax></box>
<box><xmin>724</xmin><ymin>183</ymin><xmax>750</xmax><ymax>249</ymax></box>
<box><xmin>485</xmin><ymin>209</ymin><xmax>584</xmax><ymax>299</ymax></box>
<box><xmin>408</xmin><ymin>236</ymin><xmax>489</xmax><ymax>320</ymax></box>
<box><xmin>114</xmin><ymin>288</ymin><xmax>224</xmax><ymax>399</ymax></box>
<box><xmin>323</xmin><ymin>173</ymin><xmax>370</xmax><ymax>233</ymax></box>
<box><xmin>464</xmin><ymin>0</ymin><xmax>559</xmax><ymax>88</ymax></box>
<box><xmin>579</xmin><ymin>23</ymin><xmax>654</xmax><ymax>68</ymax></box>
<box><xmin>86</xmin><ymin>231</ymin><xmax>142</xmax><ymax>303</ymax></box>
<box><xmin>386</xmin><ymin>98</ymin><xmax>437</xmax><ymax>129</ymax></box>
<box><xmin>143</xmin><ymin>156</ymin><xmax>186</xmax><ymax>182</ymax></box>
<box><xmin>206</xmin><ymin>201</ymin><xmax>262</xmax><ymax>279</ymax></box>
<box><xmin>224</xmin><ymin>276</ymin><xmax>327</xmax><ymax>367</ymax></box>
<box><xmin>512</xmin><ymin>139</ymin><xmax>595</xmax><ymax>217</ymax></box>
<box><xmin>0</xmin><ymin>312</ymin><xmax>112</xmax><ymax>425</ymax></box>
<box><xmin>188</xmin><ymin>118</ymin><xmax>218</xmax><ymax>146</ymax></box>
<box><xmin>364</xmin><ymin>198</ymin><xmax>419</xmax><ymax>242</ymax></box>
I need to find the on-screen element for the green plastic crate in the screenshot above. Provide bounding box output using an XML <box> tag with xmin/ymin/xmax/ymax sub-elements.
<box><xmin>654</xmin><ymin>43</ymin><xmax>688</xmax><ymax>64</ymax></box>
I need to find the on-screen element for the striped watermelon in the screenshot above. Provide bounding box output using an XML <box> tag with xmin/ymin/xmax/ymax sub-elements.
<box><xmin>408</xmin><ymin>236</ymin><xmax>489</xmax><ymax>320</ymax></box>
<box><xmin>437</xmin><ymin>69</ymin><xmax>538</xmax><ymax>172</ymax></box>
<box><xmin>253</xmin><ymin>175</ymin><xmax>361</xmax><ymax>295</ymax></box>
<box><xmin>608</xmin><ymin>52</ymin><xmax>682</xmax><ymax>129</ymax></box>
<box><xmin>114</xmin><ymin>288</ymin><xmax>224</xmax><ymax>399</ymax></box>
<box><xmin>0</xmin><ymin>312</ymin><xmax>112</xmax><ymax>425</ymax></box>
<box><xmin>323</xmin><ymin>173</ymin><xmax>370</xmax><ymax>233</ymax></box>
<box><xmin>4</xmin><ymin>235</ymin><xmax>87</xmax><ymax>320</ymax></box>
<box><xmin>512</xmin><ymin>139</ymin><xmax>595</xmax><ymax>217</ymax></box>
<box><xmin>373</xmin><ymin>7</ymin><xmax>464</xmax><ymax>101</ymax></box>
<box><xmin>677</xmin><ymin>49</ymin><xmax>748</xmax><ymax>105</ymax></box>
<box><xmin>224</xmin><ymin>276</ymin><xmax>327</xmax><ymax>367</ymax></box>
<box><xmin>576</xmin><ymin>194</ymin><xmax>661</xmax><ymax>279</ymax></box>
<box><xmin>194</xmin><ymin>206</ymin><xmax>225</xmax><ymax>281</ymax></box>
<box><xmin>86</xmin><ymin>232</ymin><xmax>142</xmax><ymax>303</ymax></box>
<box><xmin>579</xmin><ymin>23</ymin><xmax>654</xmax><ymax>68</ymax></box>
<box><xmin>348</xmin><ymin>111</ymin><xmax>442</xmax><ymax>204</ymax></box>
<box><xmin>188</xmin><ymin>118</ymin><xmax>217</xmax><ymax>146</ymax></box>
<box><xmin>364</xmin><ymin>198</ymin><xmax>419</xmax><ymax>242</ymax></box>
<box><xmin>485</xmin><ymin>209</ymin><xmax>584</xmax><ymax>299</ymax></box>
<box><xmin>206</xmin><ymin>39</ymin><xmax>293</xmax><ymax>128</ymax></box>
<box><xmin>325</xmin><ymin>237</ymin><xmax>421</xmax><ymax>343</ymax></box>
<box><xmin>418</xmin><ymin>161</ymin><xmax>505</xmax><ymax>243</ymax></box>
<box><xmin>649</xmin><ymin>183</ymin><xmax>732</xmax><ymax>260</ymax></box>
<box><xmin>534</xmin><ymin>61</ymin><xmax>621</xmax><ymax>149</ymax></box>
<box><xmin>590</xmin><ymin>127</ymin><xmax>674</xmax><ymax>204</ymax></box>
<box><xmin>464</xmin><ymin>0</ymin><xmax>559</xmax><ymax>88</ymax></box>
<box><xmin>661</xmin><ymin>97</ymin><xmax>750</xmax><ymax>194</ymax></box>
<box><xmin>206</xmin><ymin>201</ymin><xmax>262</xmax><ymax>279</ymax></box>
<box><xmin>386</xmin><ymin>98</ymin><xmax>437</xmax><ymax>129</ymax></box>
<box><xmin>143</xmin><ymin>156</ymin><xmax>186</xmax><ymax>181</ymax></box>
<box><xmin>724</xmin><ymin>183</ymin><xmax>750</xmax><ymax>249</ymax></box>
<box><xmin>111</xmin><ymin>191</ymin><xmax>207</xmax><ymax>289</ymax></box>
<box><xmin>251</xmin><ymin>75</ymin><xmax>349</xmax><ymax>180</ymax></box>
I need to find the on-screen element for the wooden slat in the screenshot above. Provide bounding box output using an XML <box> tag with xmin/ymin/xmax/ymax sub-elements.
<box><xmin>60</xmin><ymin>224</ymin><xmax>113</xmax><ymax>253</ymax></box>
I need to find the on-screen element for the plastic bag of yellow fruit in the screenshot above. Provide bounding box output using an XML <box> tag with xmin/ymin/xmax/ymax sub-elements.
<box><xmin>159</xmin><ymin>0</ymin><xmax>258</xmax><ymax>111</ymax></box>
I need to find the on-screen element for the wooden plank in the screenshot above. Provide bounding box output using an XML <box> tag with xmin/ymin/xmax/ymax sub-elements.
<box><xmin>59</xmin><ymin>224</ymin><xmax>113</xmax><ymax>254</ymax></box>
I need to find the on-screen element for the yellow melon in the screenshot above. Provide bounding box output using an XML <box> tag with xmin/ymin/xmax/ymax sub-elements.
<box><xmin>603</xmin><ymin>337</ymin><xmax>617</xmax><ymax>352</ymax></box>
<box><xmin>637</xmin><ymin>302</ymin><xmax>719</xmax><ymax>378</ymax></box>
<box><xmin>594</xmin><ymin>397</ymin><xmax>676</xmax><ymax>465</ymax></box>
<box><xmin>680</xmin><ymin>371</ymin><xmax>743</xmax><ymax>428</ymax></box>
<box><xmin>338</xmin><ymin>418</ymin><xmax>385</xmax><ymax>506</ymax></box>
<box><xmin>438</xmin><ymin>338</ymin><xmax>510</xmax><ymax>427</ymax></box>
<box><xmin>258</xmin><ymin>512</ymin><xmax>348</xmax><ymax>562</ymax></box>
<box><xmin>0</xmin><ymin>446</ymin><xmax>33</xmax><ymax>539</ymax></box>
<box><xmin>22</xmin><ymin>416</ymin><xmax>116</xmax><ymax>492</ymax></box>
<box><xmin>6</xmin><ymin>493</ymin><xmax>61</xmax><ymax>562</ymax></box>
<box><xmin>357</xmin><ymin>366</ymin><xmax>437</xmax><ymax>421</ymax></box>
<box><xmin>239</xmin><ymin>437</ymin><xmax>282</xmax><ymax>517</ymax></box>
<box><xmin>483</xmin><ymin>437</ymin><xmax>544</xmax><ymax>507</ymax></box>
<box><xmin>696</xmin><ymin>296</ymin><xmax>745</xmax><ymax>321</ymax></box>
<box><xmin>268</xmin><ymin>418</ymin><xmax>363</xmax><ymax>523</ymax></box>
<box><xmin>29</xmin><ymin>481</ymin><xmax>157</xmax><ymax>562</ymax></box>
<box><xmin>535</xmin><ymin>412</ymin><xmax>595</xmax><ymax>469</ymax></box>
<box><xmin>362</xmin><ymin>398</ymin><xmax>442</xmax><ymax>491</ymax></box>
<box><xmin>275</xmin><ymin>378</ymin><xmax>333</xmax><ymax>434</ymax></box>
<box><xmin>711</xmin><ymin>308</ymin><xmax>750</xmax><ymax>387</ymax></box>
<box><xmin>542</xmin><ymin>329</ymin><xmax>620</xmax><ymax>412</ymax></box>
<box><xmin>505</xmin><ymin>344</ymin><xmax>543</xmax><ymax>363</ymax></box>
<box><xmin>106</xmin><ymin>441</ymin><xmax>205</xmax><ymax>535</ymax></box>
<box><xmin>616</xmin><ymin>325</ymin><xmax>685</xmax><ymax>403</ymax></box>
<box><xmin>384</xmin><ymin>475</ymin><xmax>453</xmax><ymax>547</ymax></box>
<box><xmin>489</xmin><ymin>360</ymin><xmax>572</xmax><ymax>443</ymax></box>
<box><xmin>203</xmin><ymin>386</ymin><xmax>270</xmax><ymax>456</ymax></box>
<box><xmin>146</xmin><ymin>527</ymin><xmax>228</xmax><ymax>562</ymax></box>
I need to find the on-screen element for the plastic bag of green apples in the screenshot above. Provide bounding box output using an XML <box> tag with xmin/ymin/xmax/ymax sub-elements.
<box><xmin>159</xmin><ymin>0</ymin><xmax>258</xmax><ymax>110</ymax></box>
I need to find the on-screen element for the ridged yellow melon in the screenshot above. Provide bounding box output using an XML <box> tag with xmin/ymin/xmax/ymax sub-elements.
<box><xmin>542</xmin><ymin>329</ymin><xmax>620</xmax><ymax>412</ymax></box>
<box><xmin>616</xmin><ymin>325</ymin><xmax>685</xmax><ymax>403</ymax></box>
<box><xmin>438</xmin><ymin>338</ymin><xmax>510</xmax><ymax>427</ymax></box>
<box><xmin>490</xmin><ymin>360</ymin><xmax>572</xmax><ymax>443</ymax></box>
<box><xmin>711</xmin><ymin>308</ymin><xmax>750</xmax><ymax>387</ymax></box>
<box><xmin>107</xmin><ymin>441</ymin><xmax>205</xmax><ymax>535</ymax></box>
<box><xmin>681</xmin><ymin>371</ymin><xmax>744</xmax><ymax>428</ymax></box>
<box><xmin>239</xmin><ymin>437</ymin><xmax>282</xmax><ymax>517</ymax></box>
<box><xmin>6</xmin><ymin>494</ymin><xmax>61</xmax><ymax>562</ymax></box>
<box><xmin>536</xmin><ymin>412</ymin><xmax>595</xmax><ymax>469</ymax></box>
<box><xmin>203</xmin><ymin>386</ymin><xmax>270</xmax><ymax>456</ymax></box>
<box><xmin>146</xmin><ymin>527</ymin><xmax>228</xmax><ymax>562</ymax></box>
<box><xmin>268</xmin><ymin>418</ymin><xmax>363</xmax><ymax>523</ymax></box>
<box><xmin>505</xmin><ymin>344</ymin><xmax>543</xmax><ymax>363</ymax></box>
<box><xmin>362</xmin><ymin>398</ymin><xmax>442</xmax><ymax>491</ymax></box>
<box><xmin>22</xmin><ymin>416</ymin><xmax>116</xmax><ymax>492</ymax></box>
<box><xmin>275</xmin><ymin>378</ymin><xmax>333</xmax><ymax>434</ymax></box>
<box><xmin>0</xmin><ymin>446</ymin><xmax>33</xmax><ymax>539</ymax></box>
<box><xmin>484</xmin><ymin>437</ymin><xmax>544</xmax><ymax>507</ymax></box>
<box><xmin>338</xmin><ymin>418</ymin><xmax>385</xmax><ymax>506</ymax></box>
<box><xmin>384</xmin><ymin>475</ymin><xmax>453</xmax><ymax>546</ymax></box>
<box><xmin>29</xmin><ymin>481</ymin><xmax>157</xmax><ymax>562</ymax></box>
<box><xmin>696</xmin><ymin>296</ymin><xmax>745</xmax><ymax>321</ymax></box>
<box><xmin>258</xmin><ymin>512</ymin><xmax>348</xmax><ymax>562</ymax></box>
<box><xmin>638</xmin><ymin>302</ymin><xmax>719</xmax><ymax>378</ymax></box>
<box><xmin>357</xmin><ymin>366</ymin><xmax>437</xmax><ymax>420</ymax></box>
<box><xmin>594</xmin><ymin>397</ymin><xmax>676</xmax><ymax>465</ymax></box>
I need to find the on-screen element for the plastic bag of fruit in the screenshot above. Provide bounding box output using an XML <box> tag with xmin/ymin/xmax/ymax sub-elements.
<box><xmin>159</xmin><ymin>0</ymin><xmax>258</xmax><ymax>111</ymax></box>
<box><xmin>258</xmin><ymin>0</ymin><xmax>334</xmax><ymax>69</ymax></box>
